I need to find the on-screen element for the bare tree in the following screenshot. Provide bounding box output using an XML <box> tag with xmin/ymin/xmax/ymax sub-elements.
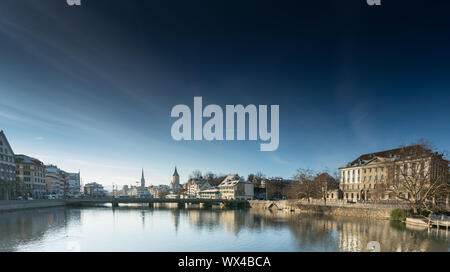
<box><xmin>189</xmin><ymin>170</ymin><xmax>203</xmax><ymax>180</ymax></box>
<box><xmin>314</xmin><ymin>172</ymin><xmax>338</xmax><ymax>205</ymax></box>
<box><xmin>289</xmin><ymin>168</ymin><xmax>320</xmax><ymax>202</ymax></box>
<box><xmin>380</xmin><ymin>141</ymin><xmax>448</xmax><ymax>214</ymax></box>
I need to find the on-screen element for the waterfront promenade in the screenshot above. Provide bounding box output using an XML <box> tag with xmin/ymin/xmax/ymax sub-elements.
<box><xmin>0</xmin><ymin>200</ymin><xmax>66</xmax><ymax>212</ymax></box>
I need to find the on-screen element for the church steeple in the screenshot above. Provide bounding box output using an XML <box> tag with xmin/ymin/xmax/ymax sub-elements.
<box><xmin>141</xmin><ymin>168</ymin><xmax>145</xmax><ymax>187</ymax></box>
<box><xmin>173</xmin><ymin>166</ymin><xmax>179</xmax><ymax>177</ymax></box>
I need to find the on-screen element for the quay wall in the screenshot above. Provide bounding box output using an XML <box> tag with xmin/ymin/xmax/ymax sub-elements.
<box><xmin>249</xmin><ymin>200</ymin><xmax>408</xmax><ymax>219</ymax></box>
<box><xmin>0</xmin><ymin>200</ymin><xmax>66</xmax><ymax>212</ymax></box>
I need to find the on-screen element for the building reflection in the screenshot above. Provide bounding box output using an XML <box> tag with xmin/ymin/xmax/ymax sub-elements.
<box><xmin>175</xmin><ymin>207</ymin><xmax>448</xmax><ymax>252</ymax></box>
<box><xmin>0</xmin><ymin>207</ymin><xmax>81</xmax><ymax>251</ymax></box>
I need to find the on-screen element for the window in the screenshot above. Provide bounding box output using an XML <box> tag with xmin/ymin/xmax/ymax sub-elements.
<box><xmin>369</xmin><ymin>168</ymin><xmax>372</xmax><ymax>173</ymax></box>
<box><xmin>364</xmin><ymin>176</ymin><xmax>367</xmax><ymax>181</ymax></box>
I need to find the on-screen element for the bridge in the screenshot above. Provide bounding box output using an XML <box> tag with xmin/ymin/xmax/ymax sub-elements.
<box><xmin>65</xmin><ymin>197</ymin><xmax>250</xmax><ymax>208</ymax></box>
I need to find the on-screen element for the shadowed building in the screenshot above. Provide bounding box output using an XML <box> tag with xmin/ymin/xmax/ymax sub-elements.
<box><xmin>0</xmin><ymin>130</ymin><xmax>16</xmax><ymax>200</ymax></box>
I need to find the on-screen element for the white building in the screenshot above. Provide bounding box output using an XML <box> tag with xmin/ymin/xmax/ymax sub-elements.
<box><xmin>0</xmin><ymin>130</ymin><xmax>16</xmax><ymax>200</ymax></box>
<box><xmin>218</xmin><ymin>174</ymin><xmax>254</xmax><ymax>200</ymax></box>
<box><xmin>186</xmin><ymin>178</ymin><xmax>213</xmax><ymax>198</ymax></box>
<box><xmin>198</xmin><ymin>188</ymin><xmax>220</xmax><ymax>199</ymax></box>
<box><xmin>15</xmin><ymin>154</ymin><xmax>46</xmax><ymax>199</ymax></box>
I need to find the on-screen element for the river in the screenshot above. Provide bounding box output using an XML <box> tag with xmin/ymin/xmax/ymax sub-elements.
<box><xmin>0</xmin><ymin>205</ymin><xmax>448</xmax><ymax>252</ymax></box>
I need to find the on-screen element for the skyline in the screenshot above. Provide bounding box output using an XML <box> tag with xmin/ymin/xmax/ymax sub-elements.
<box><xmin>1</xmin><ymin>0</ymin><xmax>450</xmax><ymax>189</ymax></box>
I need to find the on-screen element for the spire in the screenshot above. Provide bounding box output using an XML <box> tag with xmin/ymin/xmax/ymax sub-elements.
<box><xmin>141</xmin><ymin>168</ymin><xmax>145</xmax><ymax>182</ymax></box>
<box><xmin>173</xmin><ymin>166</ymin><xmax>179</xmax><ymax>177</ymax></box>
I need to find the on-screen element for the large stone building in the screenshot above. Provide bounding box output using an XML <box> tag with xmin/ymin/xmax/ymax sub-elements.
<box><xmin>0</xmin><ymin>130</ymin><xmax>16</xmax><ymax>200</ymax></box>
<box><xmin>15</xmin><ymin>154</ymin><xmax>46</xmax><ymax>199</ymax></box>
<box><xmin>218</xmin><ymin>174</ymin><xmax>254</xmax><ymax>200</ymax></box>
<box><xmin>339</xmin><ymin>145</ymin><xmax>449</xmax><ymax>202</ymax></box>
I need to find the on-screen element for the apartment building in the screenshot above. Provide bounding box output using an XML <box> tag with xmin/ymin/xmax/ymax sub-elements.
<box><xmin>218</xmin><ymin>174</ymin><xmax>254</xmax><ymax>200</ymax></box>
<box><xmin>15</xmin><ymin>154</ymin><xmax>46</xmax><ymax>199</ymax></box>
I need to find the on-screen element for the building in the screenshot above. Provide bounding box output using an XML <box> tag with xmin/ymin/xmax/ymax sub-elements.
<box><xmin>45</xmin><ymin>165</ymin><xmax>66</xmax><ymax>198</ymax></box>
<box><xmin>84</xmin><ymin>182</ymin><xmax>105</xmax><ymax>198</ymax></box>
<box><xmin>185</xmin><ymin>178</ymin><xmax>214</xmax><ymax>198</ymax></box>
<box><xmin>67</xmin><ymin>172</ymin><xmax>81</xmax><ymax>197</ymax></box>
<box><xmin>198</xmin><ymin>188</ymin><xmax>220</xmax><ymax>199</ymax></box>
<box><xmin>148</xmin><ymin>184</ymin><xmax>170</xmax><ymax>198</ymax></box>
<box><xmin>339</xmin><ymin>145</ymin><xmax>449</xmax><ymax>202</ymax></box>
<box><xmin>15</xmin><ymin>154</ymin><xmax>46</xmax><ymax>199</ymax></box>
<box><xmin>218</xmin><ymin>174</ymin><xmax>254</xmax><ymax>200</ymax></box>
<box><xmin>0</xmin><ymin>130</ymin><xmax>16</xmax><ymax>200</ymax></box>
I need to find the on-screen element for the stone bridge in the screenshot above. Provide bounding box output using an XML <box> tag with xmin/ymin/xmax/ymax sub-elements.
<box><xmin>65</xmin><ymin>198</ymin><xmax>249</xmax><ymax>208</ymax></box>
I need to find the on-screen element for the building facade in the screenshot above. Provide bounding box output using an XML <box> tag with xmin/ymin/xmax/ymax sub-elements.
<box><xmin>186</xmin><ymin>178</ymin><xmax>213</xmax><ymax>198</ymax></box>
<box><xmin>67</xmin><ymin>172</ymin><xmax>81</xmax><ymax>197</ymax></box>
<box><xmin>45</xmin><ymin>165</ymin><xmax>66</xmax><ymax>198</ymax></box>
<box><xmin>198</xmin><ymin>188</ymin><xmax>220</xmax><ymax>199</ymax></box>
<box><xmin>15</xmin><ymin>155</ymin><xmax>46</xmax><ymax>199</ymax></box>
<box><xmin>84</xmin><ymin>182</ymin><xmax>105</xmax><ymax>198</ymax></box>
<box><xmin>339</xmin><ymin>146</ymin><xmax>449</xmax><ymax>202</ymax></box>
<box><xmin>218</xmin><ymin>174</ymin><xmax>254</xmax><ymax>200</ymax></box>
<box><xmin>0</xmin><ymin>131</ymin><xmax>16</xmax><ymax>200</ymax></box>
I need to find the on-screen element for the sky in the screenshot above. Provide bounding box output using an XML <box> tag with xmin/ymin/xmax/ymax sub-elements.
<box><xmin>0</xmin><ymin>0</ymin><xmax>449</xmax><ymax>190</ymax></box>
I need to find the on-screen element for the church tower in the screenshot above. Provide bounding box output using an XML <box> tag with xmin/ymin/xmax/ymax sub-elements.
<box><xmin>171</xmin><ymin>166</ymin><xmax>180</xmax><ymax>190</ymax></box>
<box><xmin>141</xmin><ymin>168</ymin><xmax>145</xmax><ymax>188</ymax></box>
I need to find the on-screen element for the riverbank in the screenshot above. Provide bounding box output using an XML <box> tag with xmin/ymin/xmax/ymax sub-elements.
<box><xmin>0</xmin><ymin>200</ymin><xmax>66</xmax><ymax>212</ymax></box>
<box><xmin>249</xmin><ymin>200</ymin><xmax>408</xmax><ymax>219</ymax></box>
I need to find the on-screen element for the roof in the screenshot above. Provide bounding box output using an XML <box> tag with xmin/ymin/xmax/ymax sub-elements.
<box><xmin>342</xmin><ymin>145</ymin><xmax>433</xmax><ymax>169</ymax></box>
<box><xmin>199</xmin><ymin>188</ymin><xmax>219</xmax><ymax>193</ymax></box>
<box><xmin>218</xmin><ymin>174</ymin><xmax>252</xmax><ymax>187</ymax></box>
<box><xmin>173</xmin><ymin>166</ymin><xmax>179</xmax><ymax>177</ymax></box>
<box><xmin>15</xmin><ymin>154</ymin><xmax>44</xmax><ymax>166</ymax></box>
<box><xmin>0</xmin><ymin>130</ymin><xmax>15</xmax><ymax>155</ymax></box>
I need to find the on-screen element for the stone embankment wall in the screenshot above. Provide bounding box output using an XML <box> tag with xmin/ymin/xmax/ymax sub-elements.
<box><xmin>249</xmin><ymin>200</ymin><xmax>408</xmax><ymax>219</ymax></box>
<box><xmin>0</xmin><ymin>200</ymin><xmax>66</xmax><ymax>212</ymax></box>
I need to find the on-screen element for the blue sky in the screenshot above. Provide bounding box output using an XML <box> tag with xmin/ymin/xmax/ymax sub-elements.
<box><xmin>0</xmin><ymin>0</ymin><xmax>449</xmax><ymax>189</ymax></box>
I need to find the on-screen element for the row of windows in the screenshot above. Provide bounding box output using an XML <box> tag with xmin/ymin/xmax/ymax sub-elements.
<box><xmin>0</xmin><ymin>154</ymin><xmax>13</xmax><ymax>163</ymax></box>
<box><xmin>342</xmin><ymin>167</ymin><xmax>385</xmax><ymax>177</ymax></box>
<box><xmin>343</xmin><ymin>174</ymin><xmax>385</xmax><ymax>183</ymax></box>
<box><xmin>343</xmin><ymin>183</ymin><xmax>377</xmax><ymax>190</ymax></box>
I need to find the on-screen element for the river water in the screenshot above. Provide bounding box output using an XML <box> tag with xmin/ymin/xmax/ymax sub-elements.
<box><xmin>0</xmin><ymin>205</ymin><xmax>448</xmax><ymax>252</ymax></box>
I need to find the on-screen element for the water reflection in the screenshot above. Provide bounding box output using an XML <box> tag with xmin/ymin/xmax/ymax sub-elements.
<box><xmin>0</xmin><ymin>205</ymin><xmax>447</xmax><ymax>252</ymax></box>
